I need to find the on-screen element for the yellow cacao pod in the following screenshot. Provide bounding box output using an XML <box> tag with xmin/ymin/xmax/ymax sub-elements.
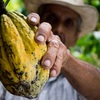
<box><xmin>0</xmin><ymin>11</ymin><xmax>49</xmax><ymax>99</ymax></box>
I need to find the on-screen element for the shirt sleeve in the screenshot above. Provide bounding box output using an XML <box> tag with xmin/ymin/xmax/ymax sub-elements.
<box><xmin>0</xmin><ymin>82</ymin><xmax>6</xmax><ymax>100</ymax></box>
<box><xmin>77</xmin><ymin>92</ymin><xmax>87</xmax><ymax>100</ymax></box>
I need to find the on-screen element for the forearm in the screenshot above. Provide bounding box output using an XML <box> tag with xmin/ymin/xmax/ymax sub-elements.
<box><xmin>62</xmin><ymin>53</ymin><xmax>100</xmax><ymax>99</ymax></box>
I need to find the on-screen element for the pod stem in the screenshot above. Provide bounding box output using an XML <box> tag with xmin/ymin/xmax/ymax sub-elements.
<box><xmin>0</xmin><ymin>0</ymin><xmax>8</xmax><ymax>16</ymax></box>
<box><xmin>5</xmin><ymin>0</ymin><xmax>10</xmax><ymax>7</ymax></box>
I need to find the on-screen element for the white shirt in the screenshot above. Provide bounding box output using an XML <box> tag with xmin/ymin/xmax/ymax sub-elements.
<box><xmin>0</xmin><ymin>74</ymin><xmax>86</xmax><ymax>100</ymax></box>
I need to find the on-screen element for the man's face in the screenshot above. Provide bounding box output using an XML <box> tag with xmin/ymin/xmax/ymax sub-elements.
<box><xmin>40</xmin><ymin>4</ymin><xmax>80</xmax><ymax>48</ymax></box>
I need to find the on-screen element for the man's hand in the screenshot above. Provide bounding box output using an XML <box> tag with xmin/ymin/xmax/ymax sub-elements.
<box><xmin>27</xmin><ymin>13</ymin><xmax>70</xmax><ymax>77</ymax></box>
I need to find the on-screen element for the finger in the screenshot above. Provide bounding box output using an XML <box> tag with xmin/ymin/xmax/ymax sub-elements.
<box><xmin>35</xmin><ymin>22</ymin><xmax>52</xmax><ymax>44</ymax></box>
<box><xmin>50</xmin><ymin>43</ymin><xmax>66</xmax><ymax>77</ymax></box>
<box><xmin>48</xmin><ymin>34</ymin><xmax>60</xmax><ymax>43</ymax></box>
<box><xmin>41</xmin><ymin>39</ymin><xmax>60</xmax><ymax>69</ymax></box>
<box><xmin>50</xmin><ymin>49</ymin><xmax>63</xmax><ymax>77</ymax></box>
<box><xmin>62</xmin><ymin>49</ymin><xmax>70</xmax><ymax>67</ymax></box>
<box><xmin>27</xmin><ymin>13</ymin><xmax>40</xmax><ymax>26</ymax></box>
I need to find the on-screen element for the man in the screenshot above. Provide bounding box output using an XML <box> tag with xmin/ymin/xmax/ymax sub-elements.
<box><xmin>0</xmin><ymin>0</ymin><xmax>100</xmax><ymax>100</ymax></box>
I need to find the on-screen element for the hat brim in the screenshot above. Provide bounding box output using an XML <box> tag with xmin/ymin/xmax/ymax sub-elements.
<box><xmin>24</xmin><ymin>0</ymin><xmax>99</xmax><ymax>37</ymax></box>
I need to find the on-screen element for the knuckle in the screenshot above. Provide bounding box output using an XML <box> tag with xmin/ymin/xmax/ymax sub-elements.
<box><xmin>60</xmin><ymin>42</ymin><xmax>66</xmax><ymax>49</ymax></box>
<box><xmin>59</xmin><ymin>42</ymin><xmax>67</xmax><ymax>56</ymax></box>
<box><xmin>57</xmin><ymin>52</ymin><xmax>63</xmax><ymax>59</ymax></box>
<box><xmin>54</xmin><ymin>35</ymin><xmax>61</xmax><ymax>40</ymax></box>
<box><xmin>49</xmin><ymin>40</ymin><xmax>59</xmax><ymax>48</ymax></box>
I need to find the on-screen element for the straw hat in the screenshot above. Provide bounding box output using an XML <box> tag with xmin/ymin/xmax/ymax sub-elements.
<box><xmin>23</xmin><ymin>0</ymin><xmax>99</xmax><ymax>37</ymax></box>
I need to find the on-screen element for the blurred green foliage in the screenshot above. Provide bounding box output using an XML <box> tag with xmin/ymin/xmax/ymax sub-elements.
<box><xmin>4</xmin><ymin>0</ymin><xmax>28</xmax><ymax>15</ymax></box>
<box><xmin>71</xmin><ymin>33</ymin><xmax>100</xmax><ymax>68</ymax></box>
<box><xmin>72</xmin><ymin>0</ymin><xmax>100</xmax><ymax>68</ymax></box>
<box><xmin>3</xmin><ymin>0</ymin><xmax>100</xmax><ymax>68</ymax></box>
<box><xmin>84</xmin><ymin>0</ymin><xmax>100</xmax><ymax>30</ymax></box>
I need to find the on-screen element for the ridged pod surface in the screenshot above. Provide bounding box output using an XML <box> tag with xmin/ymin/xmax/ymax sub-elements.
<box><xmin>0</xmin><ymin>11</ymin><xmax>49</xmax><ymax>99</ymax></box>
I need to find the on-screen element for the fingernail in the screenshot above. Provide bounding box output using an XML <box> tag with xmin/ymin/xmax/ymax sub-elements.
<box><xmin>51</xmin><ymin>70</ymin><xmax>57</xmax><ymax>76</ymax></box>
<box><xmin>30</xmin><ymin>17</ymin><xmax>37</xmax><ymax>23</ymax></box>
<box><xmin>44</xmin><ymin>60</ymin><xmax>51</xmax><ymax>67</ymax></box>
<box><xmin>37</xmin><ymin>35</ymin><xmax>45</xmax><ymax>42</ymax></box>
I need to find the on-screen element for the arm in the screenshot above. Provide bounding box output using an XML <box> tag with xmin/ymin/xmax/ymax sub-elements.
<box><xmin>27</xmin><ymin>13</ymin><xmax>100</xmax><ymax>100</ymax></box>
<box><xmin>62</xmin><ymin>53</ymin><xmax>100</xmax><ymax>100</ymax></box>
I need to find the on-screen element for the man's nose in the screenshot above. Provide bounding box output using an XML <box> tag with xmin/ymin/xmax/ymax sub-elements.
<box><xmin>53</xmin><ymin>24</ymin><xmax>65</xmax><ymax>42</ymax></box>
<box><xmin>56</xmin><ymin>24</ymin><xmax>63</xmax><ymax>34</ymax></box>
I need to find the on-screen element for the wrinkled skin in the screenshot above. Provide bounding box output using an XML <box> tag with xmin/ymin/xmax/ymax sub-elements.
<box><xmin>27</xmin><ymin>4</ymin><xmax>100</xmax><ymax>100</ymax></box>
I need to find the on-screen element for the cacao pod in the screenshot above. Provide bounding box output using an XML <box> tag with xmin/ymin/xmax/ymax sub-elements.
<box><xmin>0</xmin><ymin>11</ymin><xmax>49</xmax><ymax>99</ymax></box>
